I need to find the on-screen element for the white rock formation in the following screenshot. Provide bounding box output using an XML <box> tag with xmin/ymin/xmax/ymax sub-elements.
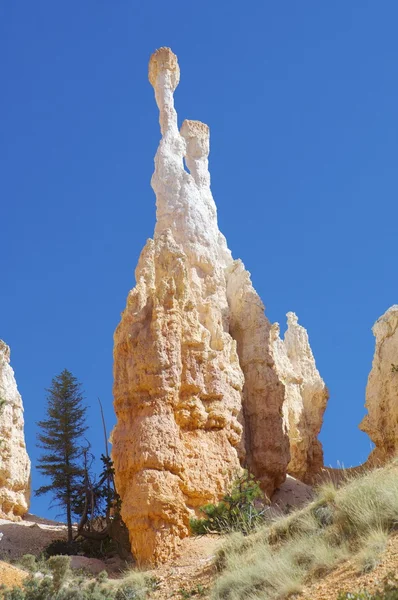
<box><xmin>271</xmin><ymin>313</ymin><xmax>329</xmax><ymax>482</ymax></box>
<box><xmin>112</xmin><ymin>47</ymin><xmax>327</xmax><ymax>564</ymax></box>
<box><xmin>360</xmin><ymin>305</ymin><xmax>398</xmax><ymax>462</ymax></box>
<box><xmin>0</xmin><ymin>341</ymin><xmax>30</xmax><ymax>519</ymax></box>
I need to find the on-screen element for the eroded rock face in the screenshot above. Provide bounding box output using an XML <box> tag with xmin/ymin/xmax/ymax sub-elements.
<box><xmin>226</xmin><ymin>261</ymin><xmax>290</xmax><ymax>495</ymax></box>
<box><xmin>112</xmin><ymin>47</ymin><xmax>326</xmax><ymax>565</ymax></box>
<box><xmin>360</xmin><ymin>305</ymin><xmax>398</xmax><ymax>463</ymax></box>
<box><xmin>271</xmin><ymin>313</ymin><xmax>329</xmax><ymax>483</ymax></box>
<box><xmin>0</xmin><ymin>341</ymin><xmax>30</xmax><ymax>519</ymax></box>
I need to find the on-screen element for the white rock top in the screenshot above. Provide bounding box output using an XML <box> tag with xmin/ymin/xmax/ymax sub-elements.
<box><xmin>149</xmin><ymin>47</ymin><xmax>232</xmax><ymax>270</ymax></box>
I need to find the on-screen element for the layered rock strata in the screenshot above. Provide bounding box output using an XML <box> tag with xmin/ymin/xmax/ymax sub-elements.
<box><xmin>271</xmin><ymin>313</ymin><xmax>329</xmax><ymax>482</ymax></box>
<box><xmin>112</xmin><ymin>47</ymin><xmax>327</xmax><ymax>565</ymax></box>
<box><xmin>360</xmin><ymin>305</ymin><xmax>398</xmax><ymax>463</ymax></box>
<box><xmin>0</xmin><ymin>341</ymin><xmax>30</xmax><ymax>519</ymax></box>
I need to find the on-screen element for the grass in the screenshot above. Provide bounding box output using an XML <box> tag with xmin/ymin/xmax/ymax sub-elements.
<box><xmin>0</xmin><ymin>557</ymin><xmax>156</xmax><ymax>600</ymax></box>
<box><xmin>212</xmin><ymin>463</ymin><xmax>398</xmax><ymax>600</ymax></box>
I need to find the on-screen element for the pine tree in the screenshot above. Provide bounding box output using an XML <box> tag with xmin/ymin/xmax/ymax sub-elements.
<box><xmin>36</xmin><ymin>369</ymin><xmax>88</xmax><ymax>543</ymax></box>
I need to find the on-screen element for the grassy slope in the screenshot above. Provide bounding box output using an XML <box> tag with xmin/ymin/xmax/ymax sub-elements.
<box><xmin>212</xmin><ymin>461</ymin><xmax>398</xmax><ymax>600</ymax></box>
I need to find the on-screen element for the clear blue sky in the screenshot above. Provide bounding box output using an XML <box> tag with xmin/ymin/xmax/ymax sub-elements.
<box><xmin>1</xmin><ymin>2</ymin><xmax>397</xmax><ymax>519</ymax></box>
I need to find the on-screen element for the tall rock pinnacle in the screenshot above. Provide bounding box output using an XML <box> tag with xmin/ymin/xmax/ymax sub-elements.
<box><xmin>0</xmin><ymin>340</ymin><xmax>31</xmax><ymax>519</ymax></box>
<box><xmin>360</xmin><ymin>305</ymin><xmax>398</xmax><ymax>463</ymax></box>
<box><xmin>112</xmin><ymin>48</ymin><xmax>328</xmax><ymax>565</ymax></box>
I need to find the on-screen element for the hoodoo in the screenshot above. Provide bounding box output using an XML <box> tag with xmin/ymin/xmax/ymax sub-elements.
<box><xmin>271</xmin><ymin>312</ymin><xmax>329</xmax><ymax>483</ymax></box>
<box><xmin>112</xmin><ymin>48</ymin><xmax>327</xmax><ymax>565</ymax></box>
<box><xmin>360</xmin><ymin>305</ymin><xmax>398</xmax><ymax>463</ymax></box>
<box><xmin>0</xmin><ymin>340</ymin><xmax>31</xmax><ymax>519</ymax></box>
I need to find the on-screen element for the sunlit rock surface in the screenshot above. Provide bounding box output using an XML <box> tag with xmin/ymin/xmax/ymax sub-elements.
<box><xmin>271</xmin><ymin>313</ymin><xmax>329</xmax><ymax>483</ymax></box>
<box><xmin>112</xmin><ymin>48</ymin><xmax>326</xmax><ymax>565</ymax></box>
<box><xmin>0</xmin><ymin>341</ymin><xmax>30</xmax><ymax>519</ymax></box>
<box><xmin>360</xmin><ymin>305</ymin><xmax>398</xmax><ymax>463</ymax></box>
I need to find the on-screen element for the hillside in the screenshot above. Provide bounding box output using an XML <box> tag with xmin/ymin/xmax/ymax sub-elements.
<box><xmin>1</xmin><ymin>462</ymin><xmax>397</xmax><ymax>599</ymax></box>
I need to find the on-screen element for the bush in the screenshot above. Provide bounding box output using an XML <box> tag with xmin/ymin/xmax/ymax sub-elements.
<box><xmin>190</xmin><ymin>470</ymin><xmax>267</xmax><ymax>535</ymax></box>
<box><xmin>0</xmin><ymin>565</ymin><xmax>152</xmax><ymax>600</ymax></box>
<box><xmin>47</xmin><ymin>556</ymin><xmax>71</xmax><ymax>592</ymax></box>
<box><xmin>43</xmin><ymin>539</ymin><xmax>79</xmax><ymax>557</ymax></box>
<box><xmin>18</xmin><ymin>556</ymin><xmax>37</xmax><ymax>573</ymax></box>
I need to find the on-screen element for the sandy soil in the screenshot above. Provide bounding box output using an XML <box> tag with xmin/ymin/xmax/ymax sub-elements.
<box><xmin>0</xmin><ymin>513</ymin><xmax>67</xmax><ymax>560</ymax></box>
<box><xmin>148</xmin><ymin>535</ymin><xmax>221</xmax><ymax>599</ymax></box>
<box><xmin>0</xmin><ymin>561</ymin><xmax>27</xmax><ymax>588</ymax></box>
<box><xmin>301</xmin><ymin>533</ymin><xmax>398</xmax><ymax>599</ymax></box>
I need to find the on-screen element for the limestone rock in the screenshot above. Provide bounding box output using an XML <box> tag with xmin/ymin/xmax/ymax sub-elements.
<box><xmin>226</xmin><ymin>260</ymin><xmax>290</xmax><ymax>494</ymax></box>
<box><xmin>360</xmin><ymin>305</ymin><xmax>398</xmax><ymax>463</ymax></box>
<box><xmin>0</xmin><ymin>341</ymin><xmax>30</xmax><ymax>519</ymax></box>
<box><xmin>271</xmin><ymin>313</ymin><xmax>329</xmax><ymax>482</ymax></box>
<box><xmin>112</xmin><ymin>47</ymin><xmax>325</xmax><ymax>565</ymax></box>
<box><xmin>112</xmin><ymin>48</ymin><xmax>247</xmax><ymax>566</ymax></box>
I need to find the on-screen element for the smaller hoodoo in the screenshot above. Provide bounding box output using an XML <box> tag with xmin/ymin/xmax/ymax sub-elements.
<box><xmin>0</xmin><ymin>340</ymin><xmax>31</xmax><ymax>519</ymax></box>
<box><xmin>360</xmin><ymin>305</ymin><xmax>398</xmax><ymax>463</ymax></box>
<box><xmin>270</xmin><ymin>313</ymin><xmax>329</xmax><ymax>483</ymax></box>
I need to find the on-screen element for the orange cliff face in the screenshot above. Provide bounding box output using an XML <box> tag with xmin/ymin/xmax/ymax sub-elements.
<box><xmin>111</xmin><ymin>48</ymin><xmax>328</xmax><ymax>566</ymax></box>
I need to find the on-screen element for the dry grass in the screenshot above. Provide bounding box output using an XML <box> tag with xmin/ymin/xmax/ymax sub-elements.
<box><xmin>212</xmin><ymin>462</ymin><xmax>398</xmax><ymax>600</ymax></box>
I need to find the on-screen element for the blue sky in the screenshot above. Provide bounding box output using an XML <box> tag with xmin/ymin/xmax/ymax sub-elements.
<box><xmin>1</xmin><ymin>1</ymin><xmax>397</xmax><ymax>519</ymax></box>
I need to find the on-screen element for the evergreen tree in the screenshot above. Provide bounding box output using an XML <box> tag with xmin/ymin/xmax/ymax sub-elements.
<box><xmin>36</xmin><ymin>369</ymin><xmax>88</xmax><ymax>542</ymax></box>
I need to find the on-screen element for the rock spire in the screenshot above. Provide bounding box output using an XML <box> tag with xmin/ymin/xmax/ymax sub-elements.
<box><xmin>0</xmin><ymin>340</ymin><xmax>31</xmax><ymax>519</ymax></box>
<box><xmin>271</xmin><ymin>312</ymin><xmax>329</xmax><ymax>482</ymax></box>
<box><xmin>112</xmin><ymin>47</ymin><xmax>327</xmax><ymax>565</ymax></box>
<box><xmin>360</xmin><ymin>305</ymin><xmax>398</xmax><ymax>463</ymax></box>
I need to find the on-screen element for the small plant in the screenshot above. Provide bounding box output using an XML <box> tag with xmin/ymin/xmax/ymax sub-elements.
<box><xmin>178</xmin><ymin>585</ymin><xmax>207</xmax><ymax>598</ymax></box>
<box><xmin>391</xmin><ymin>364</ymin><xmax>398</xmax><ymax>373</ymax></box>
<box><xmin>190</xmin><ymin>470</ymin><xmax>266</xmax><ymax>535</ymax></box>
<box><xmin>47</xmin><ymin>555</ymin><xmax>71</xmax><ymax>592</ymax></box>
<box><xmin>17</xmin><ymin>555</ymin><xmax>37</xmax><ymax>573</ymax></box>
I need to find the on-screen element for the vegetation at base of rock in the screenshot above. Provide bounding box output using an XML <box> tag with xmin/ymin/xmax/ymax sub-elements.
<box><xmin>190</xmin><ymin>470</ymin><xmax>267</xmax><ymax>536</ymax></box>
<box><xmin>35</xmin><ymin>369</ymin><xmax>88</xmax><ymax>543</ymax></box>
<box><xmin>0</xmin><ymin>555</ymin><xmax>153</xmax><ymax>600</ymax></box>
<box><xmin>212</xmin><ymin>463</ymin><xmax>398</xmax><ymax>600</ymax></box>
<box><xmin>178</xmin><ymin>584</ymin><xmax>207</xmax><ymax>598</ymax></box>
<box><xmin>337</xmin><ymin>573</ymin><xmax>398</xmax><ymax>599</ymax></box>
<box><xmin>35</xmin><ymin>371</ymin><xmax>130</xmax><ymax>559</ymax></box>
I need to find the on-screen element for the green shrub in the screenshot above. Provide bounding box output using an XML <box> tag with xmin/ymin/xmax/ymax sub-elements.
<box><xmin>43</xmin><ymin>539</ymin><xmax>78</xmax><ymax>557</ymax></box>
<box><xmin>18</xmin><ymin>555</ymin><xmax>37</xmax><ymax>573</ymax></box>
<box><xmin>190</xmin><ymin>470</ymin><xmax>266</xmax><ymax>535</ymax></box>
<box><xmin>47</xmin><ymin>556</ymin><xmax>71</xmax><ymax>592</ymax></box>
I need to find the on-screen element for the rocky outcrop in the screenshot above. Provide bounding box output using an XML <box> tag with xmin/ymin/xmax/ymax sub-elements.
<box><xmin>0</xmin><ymin>341</ymin><xmax>30</xmax><ymax>519</ymax></box>
<box><xmin>112</xmin><ymin>48</ymin><xmax>247</xmax><ymax>565</ymax></box>
<box><xmin>112</xmin><ymin>47</ymin><xmax>326</xmax><ymax>565</ymax></box>
<box><xmin>271</xmin><ymin>313</ymin><xmax>328</xmax><ymax>482</ymax></box>
<box><xmin>226</xmin><ymin>261</ymin><xmax>290</xmax><ymax>494</ymax></box>
<box><xmin>360</xmin><ymin>305</ymin><xmax>398</xmax><ymax>463</ymax></box>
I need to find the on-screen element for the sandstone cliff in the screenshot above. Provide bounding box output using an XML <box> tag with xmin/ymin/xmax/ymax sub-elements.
<box><xmin>360</xmin><ymin>305</ymin><xmax>398</xmax><ymax>463</ymax></box>
<box><xmin>112</xmin><ymin>47</ymin><xmax>327</xmax><ymax>565</ymax></box>
<box><xmin>0</xmin><ymin>341</ymin><xmax>30</xmax><ymax>519</ymax></box>
<box><xmin>271</xmin><ymin>313</ymin><xmax>328</xmax><ymax>483</ymax></box>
